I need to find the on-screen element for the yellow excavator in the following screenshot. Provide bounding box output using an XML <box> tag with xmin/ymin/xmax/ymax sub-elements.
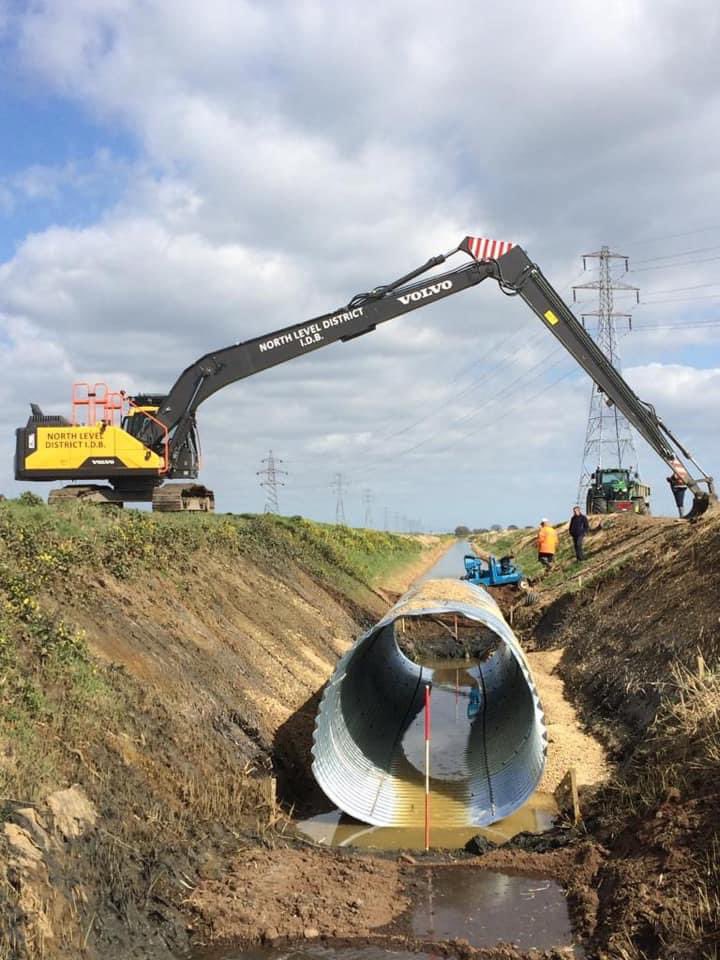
<box><xmin>15</xmin><ymin>237</ymin><xmax>715</xmax><ymax>517</ymax></box>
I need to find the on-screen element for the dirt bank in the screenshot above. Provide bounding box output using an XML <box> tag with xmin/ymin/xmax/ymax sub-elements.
<box><xmin>0</xmin><ymin>505</ymin><xmax>440</xmax><ymax>960</ymax></box>
<box><xmin>477</xmin><ymin>512</ymin><xmax>720</xmax><ymax>958</ymax></box>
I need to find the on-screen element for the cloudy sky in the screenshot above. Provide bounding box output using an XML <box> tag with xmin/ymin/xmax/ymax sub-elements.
<box><xmin>1</xmin><ymin>0</ymin><xmax>719</xmax><ymax>529</ymax></box>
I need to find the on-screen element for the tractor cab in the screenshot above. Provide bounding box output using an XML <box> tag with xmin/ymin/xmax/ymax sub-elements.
<box><xmin>587</xmin><ymin>467</ymin><xmax>651</xmax><ymax>515</ymax></box>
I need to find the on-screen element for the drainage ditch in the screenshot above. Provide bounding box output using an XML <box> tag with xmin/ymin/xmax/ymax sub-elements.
<box><xmin>253</xmin><ymin>545</ymin><xmax>592</xmax><ymax>958</ymax></box>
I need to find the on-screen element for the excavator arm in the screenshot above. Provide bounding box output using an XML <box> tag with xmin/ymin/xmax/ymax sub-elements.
<box><xmin>149</xmin><ymin>253</ymin><xmax>498</xmax><ymax>457</ymax></box>
<box><xmin>150</xmin><ymin>236</ymin><xmax>714</xmax><ymax>519</ymax></box>
<box><xmin>490</xmin><ymin>244</ymin><xmax>715</xmax><ymax>519</ymax></box>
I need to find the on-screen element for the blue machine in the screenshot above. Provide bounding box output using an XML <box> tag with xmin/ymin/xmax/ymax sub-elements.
<box><xmin>461</xmin><ymin>553</ymin><xmax>525</xmax><ymax>588</ymax></box>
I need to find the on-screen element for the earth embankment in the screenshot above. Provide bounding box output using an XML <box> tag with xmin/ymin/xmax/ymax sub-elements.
<box><xmin>474</xmin><ymin>512</ymin><xmax>720</xmax><ymax>958</ymax></box>
<box><xmin>0</xmin><ymin>503</ymin><xmax>439</xmax><ymax>959</ymax></box>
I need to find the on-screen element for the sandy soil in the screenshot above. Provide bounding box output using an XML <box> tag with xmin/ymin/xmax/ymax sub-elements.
<box><xmin>529</xmin><ymin>649</ymin><xmax>609</xmax><ymax>793</ymax></box>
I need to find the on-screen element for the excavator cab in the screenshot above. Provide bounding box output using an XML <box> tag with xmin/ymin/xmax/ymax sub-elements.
<box><xmin>122</xmin><ymin>394</ymin><xmax>201</xmax><ymax>480</ymax></box>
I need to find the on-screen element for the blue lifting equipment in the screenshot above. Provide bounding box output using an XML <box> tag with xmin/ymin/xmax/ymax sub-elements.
<box><xmin>461</xmin><ymin>553</ymin><xmax>525</xmax><ymax>588</ymax></box>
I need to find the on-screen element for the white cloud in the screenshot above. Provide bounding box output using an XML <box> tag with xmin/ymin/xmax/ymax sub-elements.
<box><xmin>626</xmin><ymin>362</ymin><xmax>720</xmax><ymax>413</ymax></box>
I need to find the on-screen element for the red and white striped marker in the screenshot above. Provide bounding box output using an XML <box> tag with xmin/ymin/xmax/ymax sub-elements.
<box><xmin>424</xmin><ymin>683</ymin><xmax>432</xmax><ymax>851</ymax></box>
<box><xmin>461</xmin><ymin>235</ymin><xmax>514</xmax><ymax>261</ymax></box>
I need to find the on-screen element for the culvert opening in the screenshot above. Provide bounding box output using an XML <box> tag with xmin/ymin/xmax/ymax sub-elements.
<box><xmin>311</xmin><ymin>580</ymin><xmax>547</xmax><ymax>831</ymax></box>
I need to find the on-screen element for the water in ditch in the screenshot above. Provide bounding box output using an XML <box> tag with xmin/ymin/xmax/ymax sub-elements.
<box><xmin>415</xmin><ymin>538</ymin><xmax>473</xmax><ymax>581</ymax></box>
<box><xmin>195</xmin><ymin>868</ymin><xmax>582</xmax><ymax>957</ymax></box>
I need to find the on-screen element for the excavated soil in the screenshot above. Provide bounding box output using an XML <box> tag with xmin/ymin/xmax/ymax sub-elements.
<box><xmin>188</xmin><ymin>846</ymin><xmax>407</xmax><ymax>943</ymax></box>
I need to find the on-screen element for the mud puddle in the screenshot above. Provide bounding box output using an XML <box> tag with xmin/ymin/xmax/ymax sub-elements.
<box><xmin>411</xmin><ymin>867</ymin><xmax>581</xmax><ymax>953</ymax></box>
<box><xmin>194</xmin><ymin>869</ymin><xmax>580</xmax><ymax>957</ymax></box>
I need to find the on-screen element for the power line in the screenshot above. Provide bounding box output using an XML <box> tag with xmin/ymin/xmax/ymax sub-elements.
<box><xmin>630</xmin><ymin>319</ymin><xmax>720</xmax><ymax>331</ymax></box>
<box><xmin>284</xmin><ymin>268</ymin><xmax>586</xmax><ymax>480</ymax></box>
<box><xmin>284</xmin><ymin>340</ymin><xmax>569</xmax><ymax>490</ymax></box>
<box><xmin>637</xmin><ymin>294</ymin><xmax>720</xmax><ymax>305</ymax></box>
<box><xmin>348</xmin><ymin>321</ymin><xmax>541</xmax><ymax>457</ymax></box>
<box><xmin>631</xmin><ymin>243</ymin><xmax>720</xmax><ymax>265</ymax></box>
<box><xmin>640</xmin><ymin>281</ymin><xmax>720</xmax><ymax>295</ymax></box>
<box><xmin>257</xmin><ymin>450</ymin><xmax>287</xmax><ymax>514</ymax></box>
<box><xmin>629</xmin><ymin>254</ymin><xmax>720</xmax><ymax>273</ymax></box>
<box><xmin>623</xmin><ymin>223</ymin><xmax>720</xmax><ymax>247</ymax></box>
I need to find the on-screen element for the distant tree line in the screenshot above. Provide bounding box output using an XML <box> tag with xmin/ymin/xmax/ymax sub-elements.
<box><xmin>453</xmin><ymin>523</ymin><xmax>521</xmax><ymax>536</ymax></box>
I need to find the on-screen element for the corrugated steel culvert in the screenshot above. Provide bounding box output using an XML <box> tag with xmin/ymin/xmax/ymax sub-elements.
<box><xmin>312</xmin><ymin>579</ymin><xmax>547</xmax><ymax>827</ymax></box>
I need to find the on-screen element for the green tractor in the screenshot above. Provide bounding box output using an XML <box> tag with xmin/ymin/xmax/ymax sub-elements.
<box><xmin>586</xmin><ymin>467</ymin><xmax>651</xmax><ymax>515</ymax></box>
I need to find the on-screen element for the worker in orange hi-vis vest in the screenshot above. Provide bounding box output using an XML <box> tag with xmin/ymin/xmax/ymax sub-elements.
<box><xmin>537</xmin><ymin>519</ymin><xmax>559</xmax><ymax>570</ymax></box>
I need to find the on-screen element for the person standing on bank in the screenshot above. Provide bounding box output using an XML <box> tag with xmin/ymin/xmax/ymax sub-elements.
<box><xmin>667</xmin><ymin>473</ymin><xmax>687</xmax><ymax>517</ymax></box>
<box><xmin>537</xmin><ymin>519</ymin><xmax>559</xmax><ymax>570</ymax></box>
<box><xmin>569</xmin><ymin>505</ymin><xmax>589</xmax><ymax>561</ymax></box>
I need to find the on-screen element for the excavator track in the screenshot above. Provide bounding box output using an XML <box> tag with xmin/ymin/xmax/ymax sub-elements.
<box><xmin>151</xmin><ymin>483</ymin><xmax>215</xmax><ymax>512</ymax></box>
<box><xmin>48</xmin><ymin>485</ymin><xmax>125</xmax><ymax>507</ymax></box>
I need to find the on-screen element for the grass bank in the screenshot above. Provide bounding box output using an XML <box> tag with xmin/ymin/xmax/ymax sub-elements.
<box><xmin>0</xmin><ymin>499</ymin><xmax>427</xmax><ymax>959</ymax></box>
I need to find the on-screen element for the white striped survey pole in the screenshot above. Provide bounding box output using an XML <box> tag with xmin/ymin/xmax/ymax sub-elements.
<box><xmin>424</xmin><ymin>683</ymin><xmax>431</xmax><ymax>851</ymax></box>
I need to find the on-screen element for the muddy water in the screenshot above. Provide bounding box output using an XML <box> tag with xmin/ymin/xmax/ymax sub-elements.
<box><xmin>197</xmin><ymin>870</ymin><xmax>580</xmax><ymax>957</ymax></box>
<box><xmin>410</xmin><ymin>868</ymin><xmax>582</xmax><ymax>953</ymax></box>
<box><xmin>297</xmin><ymin>792</ymin><xmax>555</xmax><ymax>849</ymax></box>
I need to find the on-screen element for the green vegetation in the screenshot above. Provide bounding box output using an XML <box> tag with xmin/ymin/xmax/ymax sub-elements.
<box><xmin>0</xmin><ymin>498</ymin><xmax>422</xmax><ymax>585</ymax></box>
<box><xmin>267</xmin><ymin>514</ymin><xmax>423</xmax><ymax>587</ymax></box>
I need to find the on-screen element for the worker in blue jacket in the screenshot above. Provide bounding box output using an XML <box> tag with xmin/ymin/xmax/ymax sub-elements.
<box><xmin>569</xmin><ymin>506</ymin><xmax>589</xmax><ymax>561</ymax></box>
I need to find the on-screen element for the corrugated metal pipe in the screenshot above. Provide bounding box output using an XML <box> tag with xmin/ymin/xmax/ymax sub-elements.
<box><xmin>312</xmin><ymin>579</ymin><xmax>547</xmax><ymax>827</ymax></box>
